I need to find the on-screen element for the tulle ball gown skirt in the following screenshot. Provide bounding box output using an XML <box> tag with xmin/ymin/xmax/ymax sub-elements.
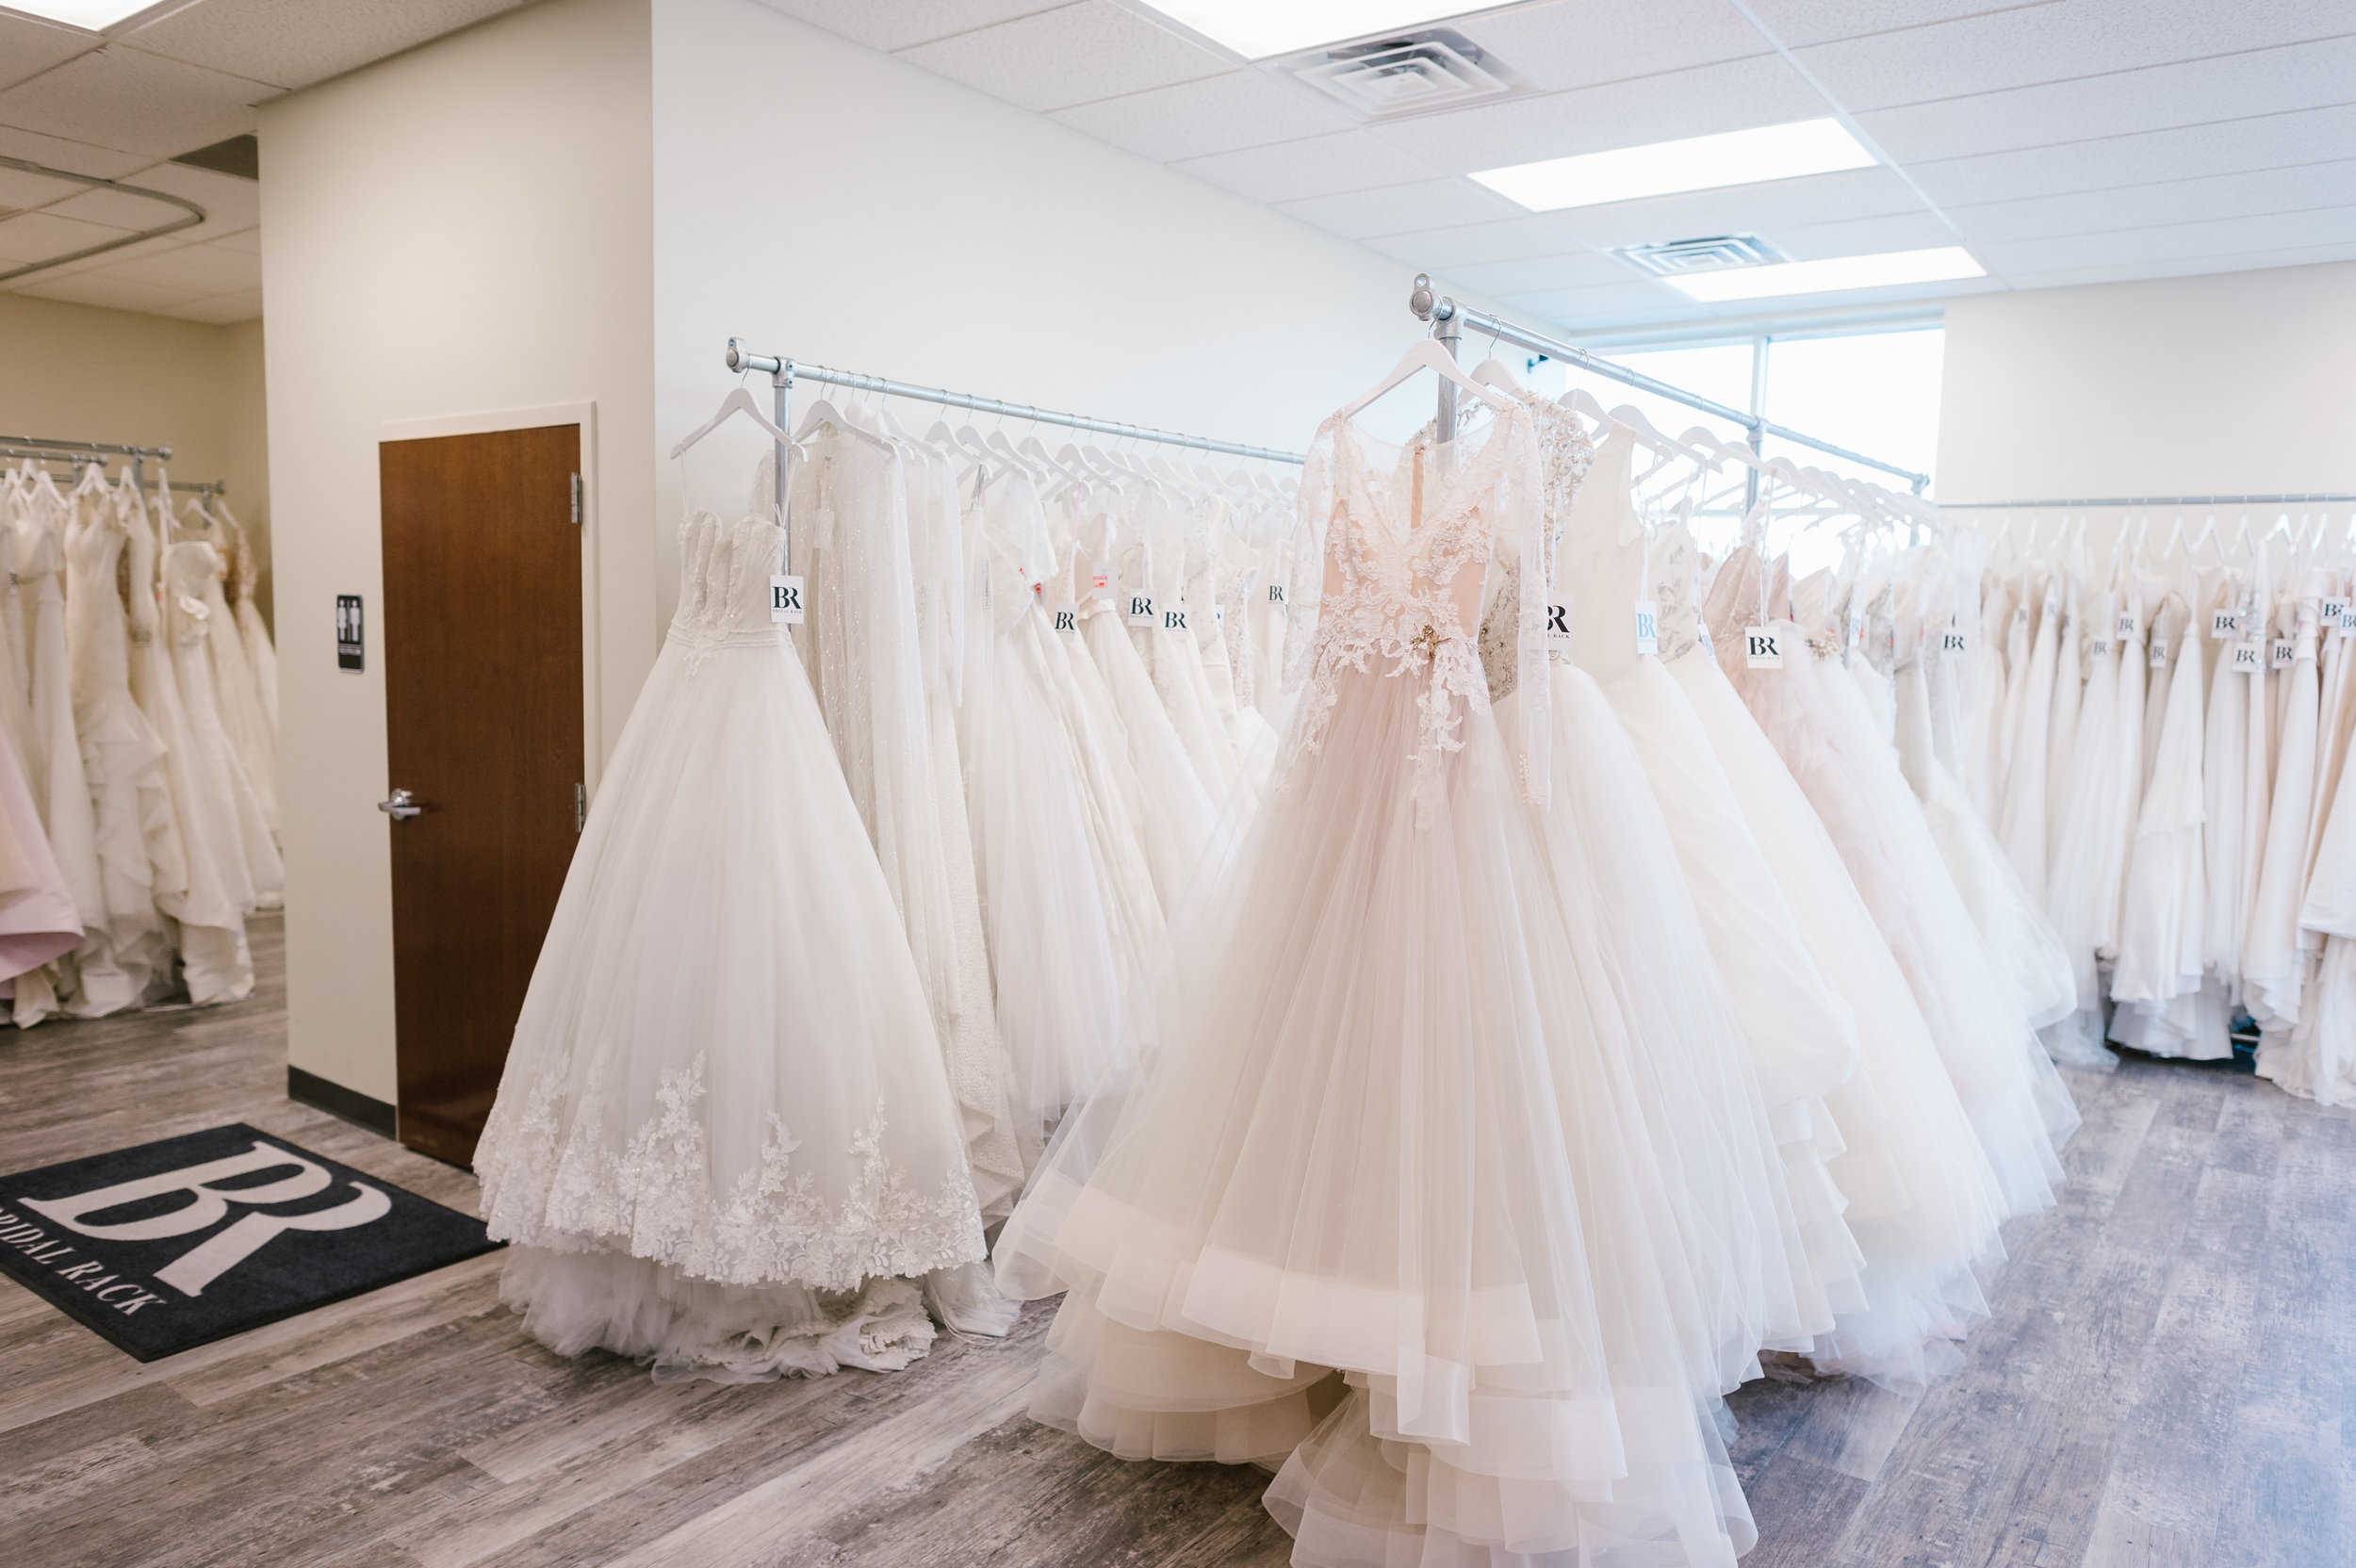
<box><xmin>996</xmin><ymin>661</ymin><xmax>1757</xmax><ymax>1568</ymax></box>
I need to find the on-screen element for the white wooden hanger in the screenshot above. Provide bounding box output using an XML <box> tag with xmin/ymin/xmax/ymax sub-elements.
<box><xmin>1335</xmin><ymin>337</ymin><xmax>1513</xmax><ymax>425</ymax></box>
<box><xmin>671</xmin><ymin>386</ymin><xmax>795</xmax><ymax>459</ymax></box>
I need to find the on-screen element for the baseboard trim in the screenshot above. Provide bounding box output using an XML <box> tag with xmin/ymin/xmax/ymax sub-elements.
<box><xmin>287</xmin><ymin>1066</ymin><xmax>398</xmax><ymax>1139</ymax></box>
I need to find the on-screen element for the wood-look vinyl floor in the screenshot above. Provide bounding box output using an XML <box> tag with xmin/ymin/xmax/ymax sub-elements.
<box><xmin>0</xmin><ymin>916</ymin><xmax>2347</xmax><ymax>1567</ymax></box>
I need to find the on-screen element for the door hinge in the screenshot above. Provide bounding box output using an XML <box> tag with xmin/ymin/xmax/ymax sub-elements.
<box><xmin>574</xmin><ymin>782</ymin><xmax>586</xmax><ymax>833</ymax></box>
<box><xmin>569</xmin><ymin>472</ymin><xmax>583</xmax><ymax>526</ymax></box>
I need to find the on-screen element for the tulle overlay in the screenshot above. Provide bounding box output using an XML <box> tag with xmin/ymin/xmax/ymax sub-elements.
<box><xmin>476</xmin><ymin>510</ymin><xmax>992</xmax><ymax>1380</ymax></box>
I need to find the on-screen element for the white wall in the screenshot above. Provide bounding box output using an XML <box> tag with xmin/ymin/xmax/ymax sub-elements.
<box><xmin>1938</xmin><ymin>261</ymin><xmax>2356</xmax><ymax>514</ymax></box>
<box><xmin>649</xmin><ymin>0</ymin><xmax>1494</xmax><ymax>623</ymax></box>
<box><xmin>0</xmin><ymin>296</ymin><xmax>272</xmax><ymax>622</ymax></box>
<box><xmin>261</xmin><ymin>0</ymin><xmax>655</xmax><ymax>1106</ymax></box>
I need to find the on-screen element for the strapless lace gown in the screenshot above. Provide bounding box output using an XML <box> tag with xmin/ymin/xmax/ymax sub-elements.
<box><xmin>475</xmin><ymin>508</ymin><xmax>990</xmax><ymax>1381</ymax></box>
<box><xmin>998</xmin><ymin>406</ymin><xmax>1764</xmax><ymax>1568</ymax></box>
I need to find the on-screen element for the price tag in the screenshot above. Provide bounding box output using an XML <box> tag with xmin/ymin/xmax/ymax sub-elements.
<box><xmin>2322</xmin><ymin>596</ymin><xmax>2348</xmax><ymax>633</ymax></box>
<box><xmin>769</xmin><ymin>575</ymin><xmax>806</xmax><ymax>625</ymax></box>
<box><xmin>2271</xmin><ymin>638</ymin><xmax>2296</xmax><ymax>669</ymax></box>
<box><xmin>2117</xmin><ymin>611</ymin><xmax>2139</xmax><ymax>641</ymax></box>
<box><xmin>2210</xmin><ymin>609</ymin><xmax>2240</xmax><ymax>640</ymax></box>
<box><xmin>2149</xmin><ymin>636</ymin><xmax>2168</xmax><ymax>668</ymax></box>
<box><xmin>1089</xmin><ymin>560</ymin><xmax>1114</xmax><ymax>599</ymax></box>
<box><xmin>1052</xmin><ymin>607</ymin><xmax>1078</xmax><ymax>633</ymax></box>
<box><xmin>1544</xmin><ymin>596</ymin><xmax>1572</xmax><ymax>650</ymax></box>
<box><xmin>1126</xmin><ymin>592</ymin><xmax>1156</xmax><ymax>627</ymax></box>
<box><xmin>1162</xmin><ymin>605</ymin><xmax>1189</xmax><ymax>633</ymax></box>
<box><xmin>1633</xmin><ymin>599</ymin><xmax>1659</xmax><ymax>657</ymax></box>
<box><xmin>1267</xmin><ymin>583</ymin><xmax>1287</xmax><ymax>609</ymax></box>
<box><xmin>2013</xmin><ymin>604</ymin><xmax>2031</xmax><ymax>629</ymax></box>
<box><xmin>2090</xmin><ymin>637</ymin><xmax>2112</xmax><ymax>659</ymax></box>
<box><xmin>1743</xmin><ymin>625</ymin><xmax>1784</xmax><ymax>668</ymax></box>
<box><xmin>2232</xmin><ymin>640</ymin><xmax>2264</xmax><ymax>673</ymax></box>
<box><xmin>1941</xmin><ymin>628</ymin><xmax>1970</xmax><ymax>657</ymax></box>
<box><xmin>1213</xmin><ymin>603</ymin><xmax>1224</xmax><ymax>626</ymax></box>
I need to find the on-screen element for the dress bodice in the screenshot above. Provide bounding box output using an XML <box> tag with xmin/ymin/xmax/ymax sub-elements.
<box><xmin>163</xmin><ymin>541</ymin><xmax>222</xmax><ymax>649</ymax></box>
<box><xmin>669</xmin><ymin>509</ymin><xmax>786</xmax><ymax>656</ymax></box>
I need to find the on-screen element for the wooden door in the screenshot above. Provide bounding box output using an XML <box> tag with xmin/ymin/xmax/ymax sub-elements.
<box><xmin>380</xmin><ymin>424</ymin><xmax>584</xmax><ymax>1167</ymax></box>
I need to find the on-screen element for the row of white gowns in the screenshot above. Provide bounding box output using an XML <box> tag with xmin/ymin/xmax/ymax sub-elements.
<box><xmin>0</xmin><ymin>465</ymin><xmax>280</xmax><ymax>1021</ymax></box>
<box><xmin>1961</xmin><ymin>540</ymin><xmax>2356</xmax><ymax>1097</ymax></box>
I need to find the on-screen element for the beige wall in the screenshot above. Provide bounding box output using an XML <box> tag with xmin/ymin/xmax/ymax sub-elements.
<box><xmin>261</xmin><ymin>0</ymin><xmax>655</xmax><ymax>1106</ymax></box>
<box><xmin>1937</xmin><ymin>261</ymin><xmax>2356</xmax><ymax>535</ymax></box>
<box><xmin>648</xmin><ymin>0</ymin><xmax>1508</xmax><ymax>625</ymax></box>
<box><xmin>0</xmin><ymin>293</ymin><xmax>272</xmax><ymax>621</ymax></box>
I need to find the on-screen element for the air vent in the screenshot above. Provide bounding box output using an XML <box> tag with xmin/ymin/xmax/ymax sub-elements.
<box><xmin>1614</xmin><ymin>235</ymin><xmax>1789</xmax><ymax>277</ymax></box>
<box><xmin>1270</xmin><ymin>28</ymin><xmax>1532</xmax><ymax>123</ymax></box>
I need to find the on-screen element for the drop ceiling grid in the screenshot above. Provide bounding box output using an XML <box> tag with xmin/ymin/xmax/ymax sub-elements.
<box><xmin>758</xmin><ymin>0</ymin><xmax>2356</xmax><ymax>331</ymax></box>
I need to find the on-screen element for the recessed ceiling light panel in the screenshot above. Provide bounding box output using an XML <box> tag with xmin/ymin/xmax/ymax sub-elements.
<box><xmin>1134</xmin><ymin>1</ymin><xmax>1506</xmax><ymax>61</ymax></box>
<box><xmin>3</xmin><ymin>0</ymin><xmax>156</xmax><ymax>30</ymax></box>
<box><xmin>1470</xmin><ymin>119</ymin><xmax>1878</xmax><ymax>212</ymax></box>
<box><xmin>1666</xmin><ymin>246</ymin><xmax>1987</xmax><ymax>302</ymax></box>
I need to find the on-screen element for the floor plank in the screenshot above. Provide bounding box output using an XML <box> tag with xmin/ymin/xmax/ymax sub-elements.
<box><xmin>3</xmin><ymin>920</ymin><xmax>2350</xmax><ymax>1567</ymax></box>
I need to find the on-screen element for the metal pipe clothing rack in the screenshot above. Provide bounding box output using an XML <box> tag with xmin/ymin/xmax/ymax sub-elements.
<box><xmin>0</xmin><ymin>433</ymin><xmax>197</xmax><ymax>496</ymax></box>
<box><xmin>1406</xmin><ymin>274</ymin><xmax>1933</xmax><ymax>499</ymax></box>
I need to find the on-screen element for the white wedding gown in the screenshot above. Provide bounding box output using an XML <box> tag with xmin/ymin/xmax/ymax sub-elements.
<box><xmin>476</xmin><ymin>506</ymin><xmax>993</xmax><ymax>1381</ymax></box>
<box><xmin>997</xmin><ymin>405</ymin><xmax>1762</xmax><ymax>1568</ymax></box>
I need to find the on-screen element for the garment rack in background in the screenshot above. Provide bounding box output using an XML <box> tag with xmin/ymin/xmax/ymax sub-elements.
<box><xmin>1406</xmin><ymin>274</ymin><xmax>1934</xmax><ymax>506</ymax></box>
<box><xmin>721</xmin><ymin>340</ymin><xmax>1306</xmax><ymax>560</ymax></box>
<box><xmin>0</xmin><ymin>433</ymin><xmax>213</xmax><ymax>497</ymax></box>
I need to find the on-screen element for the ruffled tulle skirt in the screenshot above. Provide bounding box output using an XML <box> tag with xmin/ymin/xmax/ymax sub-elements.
<box><xmin>996</xmin><ymin>664</ymin><xmax>1759</xmax><ymax>1567</ymax></box>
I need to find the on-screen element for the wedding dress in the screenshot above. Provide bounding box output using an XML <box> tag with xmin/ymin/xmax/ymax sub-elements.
<box><xmin>63</xmin><ymin>469</ymin><xmax>179</xmax><ymax>1013</ymax></box>
<box><xmin>997</xmin><ymin>404</ymin><xmax>1760</xmax><ymax>1568</ymax></box>
<box><xmin>124</xmin><ymin>485</ymin><xmax>251</xmax><ymax>1004</ymax></box>
<box><xmin>476</xmin><ymin>505</ymin><xmax>994</xmax><ymax>1380</ymax></box>
<box><xmin>2110</xmin><ymin>595</ymin><xmax>2220</xmax><ymax>1057</ymax></box>
<box><xmin>183</xmin><ymin>506</ymin><xmax>278</xmax><ymax>848</ymax></box>
<box><xmin>0</xmin><ymin>710</ymin><xmax>79</xmax><ymax>986</ymax></box>
<box><xmin>2044</xmin><ymin>583</ymin><xmax>2131</xmax><ymax>1050</ymax></box>
<box><xmin>1996</xmin><ymin>568</ymin><xmax>2058</xmax><ymax>900</ymax></box>
<box><xmin>165</xmin><ymin>541</ymin><xmax>283</xmax><ymax>911</ymax></box>
<box><xmin>2201</xmin><ymin>568</ymin><xmax>2253</xmax><ymax>989</ymax></box>
<box><xmin>1710</xmin><ymin>545</ymin><xmax>2077</xmax><ymax>1222</ymax></box>
<box><xmin>1127</xmin><ymin>486</ymin><xmax>1237</xmax><ymax>800</ymax></box>
<box><xmin>790</xmin><ymin>428</ymin><xmax>1027</xmax><ymax>1224</ymax></box>
<box><xmin>221</xmin><ymin>503</ymin><xmax>278</xmax><ymax>743</ymax></box>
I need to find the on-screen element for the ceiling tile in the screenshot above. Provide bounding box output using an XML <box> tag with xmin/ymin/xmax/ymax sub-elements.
<box><xmin>0</xmin><ymin>10</ymin><xmax>95</xmax><ymax>95</ymax></box>
<box><xmin>894</xmin><ymin>1</ymin><xmax>1225</xmax><ymax>113</ymax></box>
<box><xmin>1050</xmin><ymin>69</ymin><xmax>1351</xmax><ymax>163</ymax></box>
<box><xmin>1792</xmin><ymin>0</ymin><xmax>2356</xmax><ymax>115</ymax></box>
<box><xmin>85</xmin><ymin>236</ymin><xmax>260</xmax><ymax>293</ymax></box>
<box><xmin>208</xmin><ymin>223</ymin><xmax>260</xmax><ymax>253</ymax></box>
<box><xmin>121</xmin><ymin>0</ymin><xmax>539</xmax><ymax>92</ymax></box>
<box><xmin>1496</xmin><ymin>278</ymin><xmax>1695</xmax><ymax>328</ymax></box>
<box><xmin>1906</xmin><ymin>102</ymin><xmax>2356</xmax><ymax>207</ymax></box>
<box><xmin>0</xmin><ymin>164</ymin><xmax>89</xmax><ymax>211</ymax></box>
<box><xmin>1855</xmin><ymin>32</ymin><xmax>2356</xmax><ymax>164</ymax></box>
<box><xmin>1740</xmin><ymin>0</ymin><xmax>2056</xmax><ymax>50</ymax></box>
<box><xmin>0</xmin><ymin>208</ymin><xmax>132</xmax><ymax>267</ymax></box>
<box><xmin>748</xmin><ymin>0</ymin><xmax>1067</xmax><ymax>54</ymax></box>
<box><xmin>1443</xmin><ymin>249</ymin><xmax>1637</xmax><ymax>296</ymax></box>
<box><xmin>1543</xmin><ymin>166</ymin><xmax>1928</xmax><ymax>251</ymax></box>
<box><xmin>0</xmin><ymin>123</ymin><xmax>152</xmax><ymax>180</ymax></box>
<box><xmin>1950</xmin><ymin>158</ymin><xmax>2356</xmax><ymax>245</ymax></box>
<box><xmin>1274</xmin><ymin>176</ymin><xmax>1524</xmax><ymax>241</ymax></box>
<box><xmin>1170</xmin><ymin>129</ymin><xmax>1445</xmax><ymax>204</ymax></box>
<box><xmin>1451</xmin><ymin>0</ymin><xmax>1771</xmax><ymax>93</ymax></box>
<box><xmin>111</xmin><ymin>157</ymin><xmax>261</xmax><ymax>232</ymax></box>
<box><xmin>0</xmin><ymin>45</ymin><xmax>269</xmax><ymax>159</ymax></box>
<box><xmin>1762</xmin><ymin>207</ymin><xmax>1963</xmax><ymax>259</ymax></box>
<box><xmin>1364</xmin><ymin>54</ymin><xmax>1827</xmax><ymax>174</ymax></box>
<box><xmin>155</xmin><ymin>288</ymin><xmax>265</xmax><ymax>324</ymax></box>
<box><xmin>1360</xmin><ymin>211</ymin><xmax>1598</xmax><ymax>270</ymax></box>
<box><xmin>9</xmin><ymin>269</ymin><xmax>207</xmax><ymax>312</ymax></box>
<box><xmin>1975</xmin><ymin>203</ymin><xmax>2356</xmax><ymax>274</ymax></box>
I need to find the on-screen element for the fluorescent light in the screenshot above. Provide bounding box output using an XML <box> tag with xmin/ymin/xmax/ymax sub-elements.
<box><xmin>1135</xmin><ymin>1</ymin><xmax>1502</xmax><ymax>60</ymax></box>
<box><xmin>2</xmin><ymin>0</ymin><xmax>155</xmax><ymax>29</ymax></box>
<box><xmin>1470</xmin><ymin>119</ymin><xmax>1877</xmax><ymax>212</ymax></box>
<box><xmin>1667</xmin><ymin>247</ymin><xmax>1987</xmax><ymax>302</ymax></box>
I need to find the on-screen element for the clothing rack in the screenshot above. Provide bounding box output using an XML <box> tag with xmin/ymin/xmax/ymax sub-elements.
<box><xmin>1939</xmin><ymin>493</ymin><xmax>2356</xmax><ymax>510</ymax></box>
<box><xmin>1406</xmin><ymin>274</ymin><xmax>1934</xmax><ymax>500</ymax></box>
<box><xmin>722</xmin><ymin>340</ymin><xmax>1307</xmax><ymax>559</ymax></box>
<box><xmin>0</xmin><ymin>434</ymin><xmax>178</xmax><ymax>495</ymax></box>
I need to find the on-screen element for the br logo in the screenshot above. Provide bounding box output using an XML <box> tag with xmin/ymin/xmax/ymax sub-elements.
<box><xmin>770</xmin><ymin>581</ymin><xmax>801</xmax><ymax>613</ymax></box>
<box><xmin>24</xmin><ymin>1141</ymin><xmax>390</xmax><ymax>1298</ymax></box>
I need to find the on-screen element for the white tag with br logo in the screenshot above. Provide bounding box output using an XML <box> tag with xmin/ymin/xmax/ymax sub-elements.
<box><xmin>1941</xmin><ymin>627</ymin><xmax>1969</xmax><ymax>657</ymax></box>
<box><xmin>1544</xmin><ymin>596</ymin><xmax>1572</xmax><ymax>650</ymax></box>
<box><xmin>1267</xmin><ymin>583</ymin><xmax>1287</xmax><ymax>609</ymax></box>
<box><xmin>1089</xmin><ymin>560</ymin><xmax>1114</xmax><ymax>599</ymax></box>
<box><xmin>1163</xmin><ymin>606</ymin><xmax>1188</xmax><ymax>633</ymax></box>
<box><xmin>2324</xmin><ymin>596</ymin><xmax>2349</xmax><ymax>635</ymax></box>
<box><xmin>2211</xmin><ymin>609</ymin><xmax>2239</xmax><ymax>640</ymax></box>
<box><xmin>2117</xmin><ymin>611</ymin><xmax>2139</xmax><ymax>641</ymax></box>
<box><xmin>2090</xmin><ymin>636</ymin><xmax>2112</xmax><ymax>659</ymax></box>
<box><xmin>2272</xmin><ymin>638</ymin><xmax>2295</xmax><ymax>669</ymax></box>
<box><xmin>1126</xmin><ymin>593</ymin><xmax>1155</xmax><ymax>628</ymax></box>
<box><xmin>769</xmin><ymin>575</ymin><xmax>805</xmax><ymax>625</ymax></box>
<box><xmin>2233</xmin><ymin>640</ymin><xmax>2264</xmax><ymax>673</ymax></box>
<box><xmin>1052</xmin><ymin>608</ymin><xmax>1078</xmax><ymax>634</ymax></box>
<box><xmin>1633</xmin><ymin>599</ymin><xmax>1659</xmax><ymax>657</ymax></box>
<box><xmin>1698</xmin><ymin>618</ymin><xmax>1715</xmax><ymax>659</ymax></box>
<box><xmin>1743</xmin><ymin>625</ymin><xmax>1783</xmax><ymax>668</ymax></box>
<box><xmin>2149</xmin><ymin>636</ymin><xmax>2168</xmax><ymax>668</ymax></box>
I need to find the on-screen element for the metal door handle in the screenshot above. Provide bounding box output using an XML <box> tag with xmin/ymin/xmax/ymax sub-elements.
<box><xmin>379</xmin><ymin>788</ymin><xmax>423</xmax><ymax>821</ymax></box>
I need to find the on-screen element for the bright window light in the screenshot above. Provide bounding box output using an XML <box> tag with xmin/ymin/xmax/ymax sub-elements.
<box><xmin>1667</xmin><ymin>247</ymin><xmax>1987</xmax><ymax>302</ymax></box>
<box><xmin>1470</xmin><ymin>119</ymin><xmax>1877</xmax><ymax>212</ymax></box>
<box><xmin>1135</xmin><ymin>1</ymin><xmax>1502</xmax><ymax>60</ymax></box>
<box><xmin>2</xmin><ymin>0</ymin><xmax>155</xmax><ymax>29</ymax></box>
